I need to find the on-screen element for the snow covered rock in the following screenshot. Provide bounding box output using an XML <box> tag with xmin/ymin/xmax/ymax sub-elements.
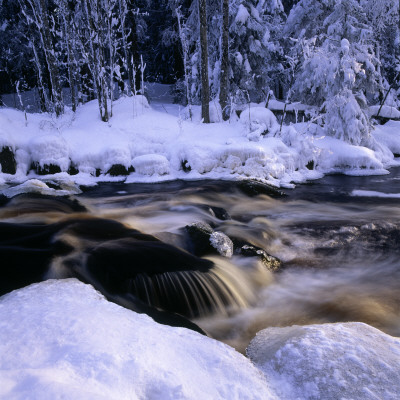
<box><xmin>185</xmin><ymin>222</ymin><xmax>234</xmax><ymax>258</ymax></box>
<box><xmin>210</xmin><ymin>231</ymin><xmax>234</xmax><ymax>258</ymax></box>
<box><xmin>0</xmin><ymin>279</ymin><xmax>275</xmax><ymax>400</ymax></box>
<box><xmin>238</xmin><ymin>245</ymin><xmax>281</xmax><ymax>271</ymax></box>
<box><xmin>185</xmin><ymin>222</ymin><xmax>215</xmax><ymax>256</ymax></box>
<box><xmin>2</xmin><ymin>178</ymin><xmax>81</xmax><ymax>198</ymax></box>
<box><xmin>240</xmin><ymin>107</ymin><xmax>280</xmax><ymax>139</ymax></box>
<box><xmin>132</xmin><ymin>154</ymin><xmax>170</xmax><ymax>176</ymax></box>
<box><xmin>29</xmin><ymin>134</ymin><xmax>70</xmax><ymax>173</ymax></box>
<box><xmin>247</xmin><ymin>322</ymin><xmax>400</xmax><ymax>400</ymax></box>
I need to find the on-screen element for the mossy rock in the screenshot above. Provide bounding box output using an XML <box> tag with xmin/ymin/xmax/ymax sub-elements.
<box><xmin>0</xmin><ymin>146</ymin><xmax>16</xmax><ymax>175</ymax></box>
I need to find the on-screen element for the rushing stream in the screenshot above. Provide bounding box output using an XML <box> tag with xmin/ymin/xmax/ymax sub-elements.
<box><xmin>1</xmin><ymin>169</ymin><xmax>400</xmax><ymax>353</ymax></box>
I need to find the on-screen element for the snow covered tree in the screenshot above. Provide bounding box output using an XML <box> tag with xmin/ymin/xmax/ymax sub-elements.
<box><xmin>360</xmin><ymin>0</ymin><xmax>399</xmax><ymax>97</ymax></box>
<box><xmin>229</xmin><ymin>0</ymin><xmax>285</xmax><ymax>102</ymax></box>
<box><xmin>19</xmin><ymin>0</ymin><xmax>64</xmax><ymax>116</ymax></box>
<box><xmin>285</xmin><ymin>0</ymin><xmax>381</xmax><ymax>145</ymax></box>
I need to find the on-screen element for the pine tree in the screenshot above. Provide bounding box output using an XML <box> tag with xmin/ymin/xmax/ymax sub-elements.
<box><xmin>285</xmin><ymin>0</ymin><xmax>381</xmax><ymax>145</ymax></box>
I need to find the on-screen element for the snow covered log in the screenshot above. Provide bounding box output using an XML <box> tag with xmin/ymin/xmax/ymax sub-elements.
<box><xmin>247</xmin><ymin>322</ymin><xmax>400</xmax><ymax>400</ymax></box>
<box><xmin>0</xmin><ymin>279</ymin><xmax>275</xmax><ymax>400</ymax></box>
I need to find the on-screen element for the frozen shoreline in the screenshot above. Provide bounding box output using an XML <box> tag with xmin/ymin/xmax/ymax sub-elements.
<box><xmin>1</xmin><ymin>95</ymin><xmax>400</xmax><ymax>193</ymax></box>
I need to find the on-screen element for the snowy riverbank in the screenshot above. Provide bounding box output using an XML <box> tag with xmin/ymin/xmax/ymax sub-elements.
<box><xmin>1</xmin><ymin>94</ymin><xmax>400</xmax><ymax>191</ymax></box>
<box><xmin>1</xmin><ymin>279</ymin><xmax>399</xmax><ymax>399</ymax></box>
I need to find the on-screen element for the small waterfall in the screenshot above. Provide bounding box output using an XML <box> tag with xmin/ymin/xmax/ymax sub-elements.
<box><xmin>127</xmin><ymin>257</ymin><xmax>272</xmax><ymax>318</ymax></box>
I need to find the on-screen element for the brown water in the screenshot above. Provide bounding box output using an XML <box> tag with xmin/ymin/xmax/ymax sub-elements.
<box><xmin>1</xmin><ymin>171</ymin><xmax>400</xmax><ymax>353</ymax></box>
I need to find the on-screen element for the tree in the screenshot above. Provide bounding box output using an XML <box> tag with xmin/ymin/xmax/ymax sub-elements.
<box><xmin>228</xmin><ymin>0</ymin><xmax>285</xmax><ymax>102</ymax></box>
<box><xmin>285</xmin><ymin>0</ymin><xmax>381</xmax><ymax>145</ymax></box>
<box><xmin>219</xmin><ymin>0</ymin><xmax>229</xmax><ymax>120</ymax></box>
<box><xmin>19</xmin><ymin>0</ymin><xmax>64</xmax><ymax>116</ymax></box>
<box><xmin>198</xmin><ymin>0</ymin><xmax>210</xmax><ymax>122</ymax></box>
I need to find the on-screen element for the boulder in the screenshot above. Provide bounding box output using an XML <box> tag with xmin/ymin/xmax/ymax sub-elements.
<box><xmin>237</xmin><ymin>180</ymin><xmax>286</xmax><ymax>198</ymax></box>
<box><xmin>247</xmin><ymin>322</ymin><xmax>400</xmax><ymax>400</ymax></box>
<box><xmin>185</xmin><ymin>222</ymin><xmax>215</xmax><ymax>256</ymax></box>
<box><xmin>239</xmin><ymin>245</ymin><xmax>281</xmax><ymax>271</ymax></box>
<box><xmin>106</xmin><ymin>164</ymin><xmax>134</xmax><ymax>176</ymax></box>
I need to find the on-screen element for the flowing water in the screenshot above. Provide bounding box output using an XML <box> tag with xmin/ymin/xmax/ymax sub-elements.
<box><xmin>1</xmin><ymin>169</ymin><xmax>400</xmax><ymax>353</ymax></box>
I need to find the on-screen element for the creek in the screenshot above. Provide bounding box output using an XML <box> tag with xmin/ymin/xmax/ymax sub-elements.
<box><xmin>1</xmin><ymin>169</ymin><xmax>400</xmax><ymax>353</ymax></box>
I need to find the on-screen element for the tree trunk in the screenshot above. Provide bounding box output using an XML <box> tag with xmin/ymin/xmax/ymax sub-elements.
<box><xmin>198</xmin><ymin>0</ymin><xmax>210</xmax><ymax>123</ymax></box>
<box><xmin>38</xmin><ymin>0</ymin><xmax>64</xmax><ymax>116</ymax></box>
<box><xmin>219</xmin><ymin>0</ymin><xmax>229</xmax><ymax>121</ymax></box>
<box><xmin>63</xmin><ymin>11</ymin><xmax>77</xmax><ymax>112</ymax></box>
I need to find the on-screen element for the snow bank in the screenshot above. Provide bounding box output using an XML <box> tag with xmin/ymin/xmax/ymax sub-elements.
<box><xmin>247</xmin><ymin>322</ymin><xmax>400</xmax><ymax>400</ymax></box>
<box><xmin>0</xmin><ymin>279</ymin><xmax>275</xmax><ymax>400</ymax></box>
<box><xmin>239</xmin><ymin>107</ymin><xmax>280</xmax><ymax>140</ymax></box>
<box><xmin>1</xmin><ymin>96</ymin><xmax>400</xmax><ymax>189</ymax></box>
<box><xmin>132</xmin><ymin>154</ymin><xmax>170</xmax><ymax>176</ymax></box>
<box><xmin>369</xmin><ymin>105</ymin><xmax>400</xmax><ymax>119</ymax></box>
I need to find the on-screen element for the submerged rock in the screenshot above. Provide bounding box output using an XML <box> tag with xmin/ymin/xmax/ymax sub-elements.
<box><xmin>185</xmin><ymin>222</ymin><xmax>215</xmax><ymax>256</ymax></box>
<box><xmin>0</xmin><ymin>146</ymin><xmax>16</xmax><ymax>174</ymax></box>
<box><xmin>239</xmin><ymin>245</ymin><xmax>281</xmax><ymax>271</ymax></box>
<box><xmin>237</xmin><ymin>180</ymin><xmax>286</xmax><ymax>198</ymax></box>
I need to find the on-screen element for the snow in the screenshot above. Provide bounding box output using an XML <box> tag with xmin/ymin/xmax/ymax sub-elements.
<box><xmin>247</xmin><ymin>322</ymin><xmax>400</xmax><ymax>400</ymax></box>
<box><xmin>1</xmin><ymin>95</ymin><xmax>400</xmax><ymax>190</ymax></box>
<box><xmin>2</xmin><ymin>178</ymin><xmax>81</xmax><ymax>198</ymax></box>
<box><xmin>369</xmin><ymin>105</ymin><xmax>400</xmax><ymax>119</ymax></box>
<box><xmin>235</xmin><ymin>4</ymin><xmax>250</xmax><ymax>25</ymax></box>
<box><xmin>0</xmin><ymin>279</ymin><xmax>275</xmax><ymax>400</ymax></box>
<box><xmin>209</xmin><ymin>231</ymin><xmax>234</xmax><ymax>258</ymax></box>
<box><xmin>132</xmin><ymin>154</ymin><xmax>170</xmax><ymax>176</ymax></box>
<box><xmin>351</xmin><ymin>189</ymin><xmax>400</xmax><ymax>198</ymax></box>
<box><xmin>2</xmin><ymin>281</ymin><xmax>400</xmax><ymax>399</ymax></box>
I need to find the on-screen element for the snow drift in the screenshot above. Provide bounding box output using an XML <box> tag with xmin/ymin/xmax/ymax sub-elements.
<box><xmin>0</xmin><ymin>279</ymin><xmax>275</xmax><ymax>400</ymax></box>
<box><xmin>247</xmin><ymin>322</ymin><xmax>400</xmax><ymax>400</ymax></box>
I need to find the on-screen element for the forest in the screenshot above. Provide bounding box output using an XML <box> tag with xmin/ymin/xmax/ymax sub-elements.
<box><xmin>0</xmin><ymin>0</ymin><xmax>399</xmax><ymax>143</ymax></box>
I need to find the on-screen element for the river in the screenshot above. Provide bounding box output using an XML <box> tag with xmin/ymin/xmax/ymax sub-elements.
<box><xmin>1</xmin><ymin>169</ymin><xmax>400</xmax><ymax>353</ymax></box>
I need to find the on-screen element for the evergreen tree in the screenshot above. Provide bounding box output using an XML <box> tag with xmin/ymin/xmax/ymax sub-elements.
<box><xmin>285</xmin><ymin>0</ymin><xmax>381</xmax><ymax>145</ymax></box>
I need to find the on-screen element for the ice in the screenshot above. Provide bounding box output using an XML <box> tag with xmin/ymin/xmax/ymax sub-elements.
<box><xmin>2</xmin><ymin>178</ymin><xmax>81</xmax><ymax>198</ymax></box>
<box><xmin>247</xmin><ymin>322</ymin><xmax>400</xmax><ymax>400</ymax></box>
<box><xmin>351</xmin><ymin>189</ymin><xmax>400</xmax><ymax>198</ymax></box>
<box><xmin>0</xmin><ymin>279</ymin><xmax>275</xmax><ymax>400</ymax></box>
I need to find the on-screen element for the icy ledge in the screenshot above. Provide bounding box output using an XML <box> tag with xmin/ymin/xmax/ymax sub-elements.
<box><xmin>0</xmin><ymin>279</ymin><xmax>275</xmax><ymax>400</ymax></box>
<box><xmin>247</xmin><ymin>322</ymin><xmax>400</xmax><ymax>400</ymax></box>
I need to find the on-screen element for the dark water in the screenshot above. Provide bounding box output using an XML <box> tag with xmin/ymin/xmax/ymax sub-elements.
<box><xmin>1</xmin><ymin>169</ymin><xmax>400</xmax><ymax>353</ymax></box>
